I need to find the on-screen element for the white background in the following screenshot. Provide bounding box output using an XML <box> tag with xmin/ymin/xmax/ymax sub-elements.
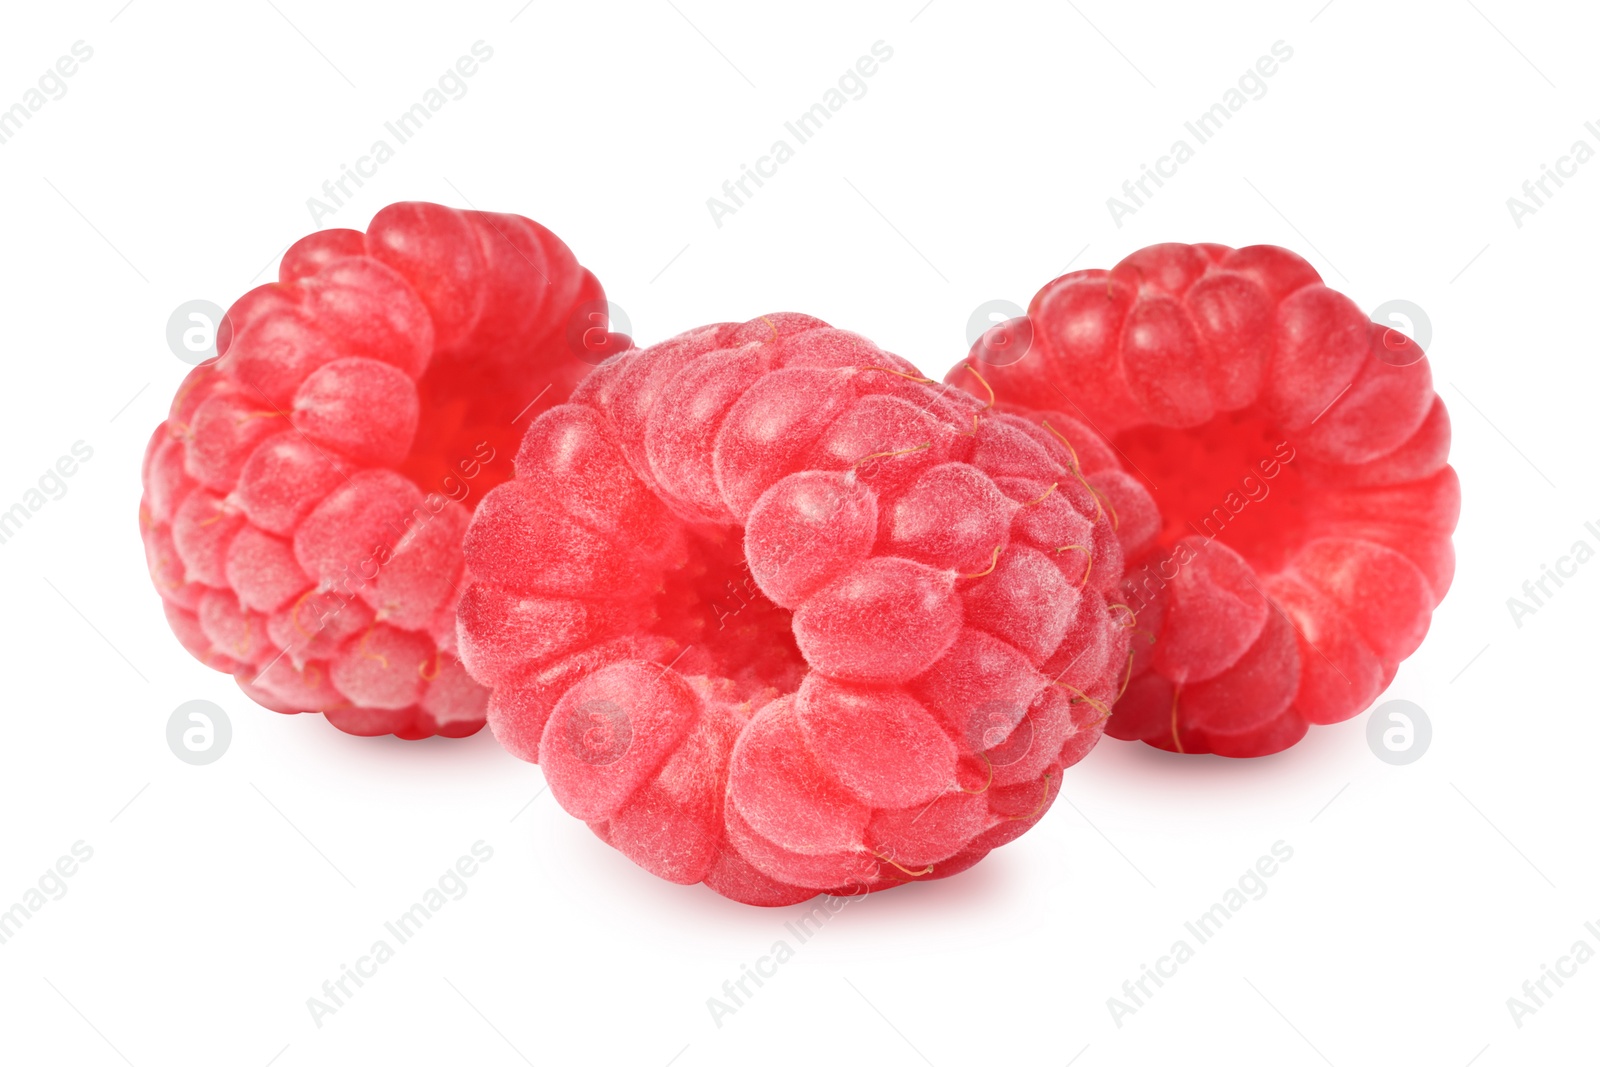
<box><xmin>0</xmin><ymin>1</ymin><xmax>1594</xmax><ymax>1064</ymax></box>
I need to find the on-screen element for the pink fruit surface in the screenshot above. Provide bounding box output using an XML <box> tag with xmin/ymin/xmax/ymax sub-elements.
<box><xmin>141</xmin><ymin>202</ymin><xmax>627</xmax><ymax>739</ymax></box>
<box><xmin>948</xmin><ymin>243</ymin><xmax>1457</xmax><ymax>756</ymax></box>
<box><xmin>464</xmin><ymin>313</ymin><xmax>1152</xmax><ymax>903</ymax></box>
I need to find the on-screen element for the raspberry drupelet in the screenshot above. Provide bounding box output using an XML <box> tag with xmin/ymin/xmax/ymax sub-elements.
<box><xmin>462</xmin><ymin>313</ymin><xmax>1153</xmax><ymax>904</ymax></box>
<box><xmin>947</xmin><ymin>242</ymin><xmax>1458</xmax><ymax>757</ymax></box>
<box><xmin>140</xmin><ymin>202</ymin><xmax>626</xmax><ymax>739</ymax></box>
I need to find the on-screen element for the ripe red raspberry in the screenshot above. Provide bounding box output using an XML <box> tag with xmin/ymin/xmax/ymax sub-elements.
<box><xmin>140</xmin><ymin>202</ymin><xmax>626</xmax><ymax>739</ymax></box>
<box><xmin>462</xmin><ymin>313</ymin><xmax>1147</xmax><ymax>904</ymax></box>
<box><xmin>947</xmin><ymin>243</ymin><xmax>1458</xmax><ymax>757</ymax></box>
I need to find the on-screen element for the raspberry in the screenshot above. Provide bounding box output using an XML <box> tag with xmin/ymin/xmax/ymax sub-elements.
<box><xmin>140</xmin><ymin>202</ymin><xmax>626</xmax><ymax>739</ymax></box>
<box><xmin>463</xmin><ymin>314</ymin><xmax>1142</xmax><ymax>904</ymax></box>
<box><xmin>947</xmin><ymin>242</ymin><xmax>1458</xmax><ymax>757</ymax></box>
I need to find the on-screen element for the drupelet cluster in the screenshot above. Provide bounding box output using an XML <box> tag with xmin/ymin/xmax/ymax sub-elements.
<box><xmin>461</xmin><ymin>314</ymin><xmax>1151</xmax><ymax>903</ymax></box>
<box><xmin>140</xmin><ymin>202</ymin><xmax>621</xmax><ymax>738</ymax></box>
<box><xmin>948</xmin><ymin>242</ymin><xmax>1457</xmax><ymax>756</ymax></box>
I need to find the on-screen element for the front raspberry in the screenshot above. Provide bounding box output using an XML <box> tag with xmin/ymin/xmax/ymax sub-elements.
<box><xmin>462</xmin><ymin>313</ymin><xmax>1149</xmax><ymax>903</ymax></box>
<box><xmin>949</xmin><ymin>243</ymin><xmax>1458</xmax><ymax>757</ymax></box>
<box><xmin>140</xmin><ymin>202</ymin><xmax>625</xmax><ymax>739</ymax></box>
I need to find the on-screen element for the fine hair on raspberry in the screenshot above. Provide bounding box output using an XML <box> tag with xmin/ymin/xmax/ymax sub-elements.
<box><xmin>949</xmin><ymin>242</ymin><xmax>1458</xmax><ymax>757</ymax></box>
<box><xmin>140</xmin><ymin>202</ymin><xmax>625</xmax><ymax>739</ymax></box>
<box><xmin>462</xmin><ymin>312</ymin><xmax>1154</xmax><ymax>904</ymax></box>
